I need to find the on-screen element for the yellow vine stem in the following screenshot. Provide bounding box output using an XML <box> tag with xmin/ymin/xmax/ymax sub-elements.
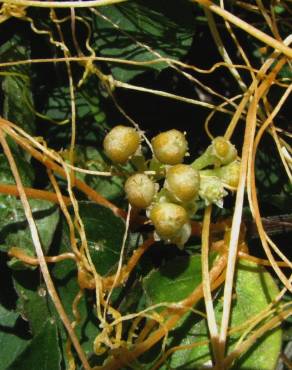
<box><xmin>223</xmin><ymin>308</ymin><xmax>292</xmax><ymax>368</ymax></box>
<box><xmin>0</xmin><ymin>117</ymin><xmax>126</xmax><ymax>218</ymax></box>
<box><xmin>150</xmin><ymin>340</ymin><xmax>210</xmax><ymax>370</ymax></box>
<box><xmin>220</xmin><ymin>55</ymin><xmax>289</xmax><ymax>364</ymax></box>
<box><xmin>0</xmin><ymin>129</ymin><xmax>91</xmax><ymax>370</ymax></box>
<box><xmin>220</xmin><ymin>54</ymin><xmax>292</xmax><ymax>363</ymax></box>
<box><xmin>109</xmin><ymin>304</ymin><xmax>206</xmax><ymax>330</ymax></box>
<box><xmin>217</xmin><ymin>75</ymin><xmax>259</xmax><ymax>364</ymax></box>
<box><xmin>234</xmin><ymin>302</ymin><xmax>292</xmax><ymax>356</ymax></box>
<box><xmin>204</xmin><ymin>93</ymin><xmax>244</xmax><ymax>140</ymax></box>
<box><xmin>223</xmin><ymin>36</ymin><xmax>288</xmax><ymax>141</ymax></box>
<box><xmin>238</xmin><ymin>252</ymin><xmax>291</xmax><ymax>268</ymax></box>
<box><xmin>0</xmin><ymin>56</ymin><xmax>264</xmax><ymax>76</ymax></box>
<box><xmin>0</xmin><ymin>0</ymin><xmax>127</xmax><ymax>8</ymax></box>
<box><xmin>91</xmin><ymin>8</ymin><xmax>239</xmax><ymax>113</ymax></box>
<box><xmin>248</xmin><ymin>57</ymin><xmax>291</xmax><ymax>269</ymax></box>
<box><xmin>50</xmin><ymin>9</ymin><xmax>77</xmax><ymax>169</ymax></box>
<box><xmin>204</xmin><ymin>8</ymin><xmax>247</xmax><ymax>91</ymax></box>
<box><xmin>229</xmin><ymin>302</ymin><xmax>286</xmax><ymax>341</ymax></box>
<box><xmin>66</xmin><ymin>290</ymin><xmax>84</xmax><ymax>370</ymax></box>
<box><xmin>220</xmin><ymin>0</ymin><xmax>256</xmax><ymax>82</ymax></box>
<box><xmin>63</xmin><ymin>160</ymin><xmax>107</xmax><ymax>335</ymax></box>
<box><xmin>133</xmin><ymin>223</ymin><xmax>222</xmax><ymax>346</ymax></box>
<box><xmin>103</xmin><ymin>237</ymin><xmax>155</xmax><ymax>290</ymax></box>
<box><xmin>102</xmin><ymin>255</ymin><xmax>227</xmax><ymax>369</ymax></box>
<box><xmin>255</xmin><ymin>0</ymin><xmax>277</xmax><ymax>39</ymax></box>
<box><xmin>104</xmin><ymin>204</ymin><xmax>131</xmax><ymax>321</ymax></box>
<box><xmin>192</xmin><ymin>0</ymin><xmax>292</xmax><ymax>59</ymax></box>
<box><xmin>247</xmin><ymin>82</ymin><xmax>292</xmax><ymax>275</ymax></box>
<box><xmin>3</xmin><ymin>119</ymin><xmax>114</xmax><ymax>177</ymax></box>
<box><xmin>201</xmin><ymin>205</ymin><xmax>221</xmax><ymax>367</ymax></box>
<box><xmin>109</xmin><ymin>78</ymin><xmax>234</xmax><ymax>116</ymax></box>
<box><xmin>48</xmin><ymin>170</ymin><xmax>82</xmax><ymax>260</ymax></box>
<box><xmin>227</xmin><ymin>302</ymin><xmax>292</xmax><ymax>367</ymax></box>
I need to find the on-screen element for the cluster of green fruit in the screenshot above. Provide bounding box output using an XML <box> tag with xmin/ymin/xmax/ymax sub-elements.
<box><xmin>103</xmin><ymin>125</ymin><xmax>240</xmax><ymax>248</ymax></box>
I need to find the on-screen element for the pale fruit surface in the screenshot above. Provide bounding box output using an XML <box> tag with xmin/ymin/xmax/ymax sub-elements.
<box><xmin>220</xmin><ymin>160</ymin><xmax>240</xmax><ymax>187</ymax></box>
<box><xmin>151</xmin><ymin>129</ymin><xmax>188</xmax><ymax>165</ymax></box>
<box><xmin>103</xmin><ymin>125</ymin><xmax>140</xmax><ymax>164</ymax></box>
<box><xmin>212</xmin><ymin>137</ymin><xmax>237</xmax><ymax>165</ymax></box>
<box><xmin>166</xmin><ymin>164</ymin><xmax>200</xmax><ymax>202</ymax></box>
<box><xmin>150</xmin><ymin>202</ymin><xmax>188</xmax><ymax>238</ymax></box>
<box><xmin>124</xmin><ymin>174</ymin><xmax>156</xmax><ymax>208</ymax></box>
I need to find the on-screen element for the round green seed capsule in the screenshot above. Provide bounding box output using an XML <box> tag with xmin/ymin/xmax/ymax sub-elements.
<box><xmin>211</xmin><ymin>137</ymin><xmax>237</xmax><ymax>166</ymax></box>
<box><xmin>165</xmin><ymin>164</ymin><xmax>200</xmax><ymax>202</ymax></box>
<box><xmin>219</xmin><ymin>160</ymin><xmax>240</xmax><ymax>188</ymax></box>
<box><xmin>151</xmin><ymin>129</ymin><xmax>188</xmax><ymax>165</ymax></box>
<box><xmin>150</xmin><ymin>202</ymin><xmax>188</xmax><ymax>239</ymax></box>
<box><xmin>124</xmin><ymin>174</ymin><xmax>156</xmax><ymax>208</ymax></box>
<box><xmin>103</xmin><ymin>125</ymin><xmax>140</xmax><ymax>164</ymax></box>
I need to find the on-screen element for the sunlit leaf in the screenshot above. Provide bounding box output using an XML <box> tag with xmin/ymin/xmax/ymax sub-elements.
<box><xmin>143</xmin><ymin>254</ymin><xmax>203</xmax><ymax>306</ymax></box>
<box><xmin>163</xmin><ymin>261</ymin><xmax>281</xmax><ymax>370</ymax></box>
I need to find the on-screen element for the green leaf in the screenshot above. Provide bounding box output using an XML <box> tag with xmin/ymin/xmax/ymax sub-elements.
<box><xmin>10</xmin><ymin>201</ymin><xmax>126</xmax><ymax>365</ymax></box>
<box><xmin>0</xmin><ymin>153</ymin><xmax>34</xmax><ymax>187</ymax></box>
<box><xmin>48</xmin><ymin>202</ymin><xmax>126</xmax><ymax>360</ymax></box>
<box><xmin>143</xmin><ymin>255</ymin><xmax>203</xmax><ymax>306</ymax></box>
<box><xmin>0</xmin><ymin>305</ymin><xmax>29</xmax><ymax>370</ymax></box>
<box><xmin>0</xmin><ymin>198</ymin><xmax>59</xmax><ymax>258</ymax></box>
<box><xmin>0</xmin><ymin>331</ymin><xmax>28</xmax><ymax>370</ymax></box>
<box><xmin>7</xmin><ymin>319</ymin><xmax>61</xmax><ymax>370</ymax></box>
<box><xmin>0</xmin><ymin>151</ymin><xmax>59</xmax><ymax>259</ymax></box>
<box><xmin>40</xmin><ymin>77</ymin><xmax>109</xmax><ymax>149</ymax></box>
<box><xmin>74</xmin><ymin>202</ymin><xmax>126</xmax><ymax>276</ymax></box>
<box><xmin>13</xmin><ymin>270</ymin><xmax>52</xmax><ymax>335</ymax></box>
<box><xmin>73</xmin><ymin>146</ymin><xmax>125</xmax><ymax>202</ymax></box>
<box><xmin>51</xmin><ymin>257</ymin><xmax>99</xmax><ymax>358</ymax></box>
<box><xmin>91</xmin><ymin>0</ymin><xmax>195</xmax><ymax>81</ymax></box>
<box><xmin>0</xmin><ymin>35</ymin><xmax>35</xmax><ymax>134</ymax></box>
<box><xmin>165</xmin><ymin>261</ymin><xmax>281</xmax><ymax>370</ymax></box>
<box><xmin>0</xmin><ymin>304</ymin><xmax>19</xmax><ymax>327</ymax></box>
<box><xmin>42</xmin><ymin>85</ymin><xmax>103</xmax><ymax>124</ymax></box>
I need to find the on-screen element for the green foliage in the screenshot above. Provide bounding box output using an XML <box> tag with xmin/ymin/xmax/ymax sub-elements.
<box><xmin>0</xmin><ymin>328</ymin><xmax>28</xmax><ymax>370</ymax></box>
<box><xmin>7</xmin><ymin>320</ymin><xmax>61</xmax><ymax>370</ymax></box>
<box><xmin>143</xmin><ymin>255</ymin><xmax>203</xmax><ymax>305</ymax></box>
<box><xmin>0</xmin><ymin>304</ymin><xmax>28</xmax><ymax>370</ymax></box>
<box><xmin>72</xmin><ymin>202</ymin><xmax>125</xmax><ymax>275</ymax></box>
<box><xmin>0</xmin><ymin>35</ymin><xmax>35</xmax><ymax>135</ymax></box>
<box><xmin>0</xmin><ymin>152</ymin><xmax>59</xmax><ymax>259</ymax></box>
<box><xmin>91</xmin><ymin>0</ymin><xmax>195</xmax><ymax>81</ymax></box>
<box><xmin>0</xmin><ymin>1</ymin><xmax>290</xmax><ymax>369</ymax></box>
<box><xmin>148</xmin><ymin>260</ymin><xmax>281</xmax><ymax>370</ymax></box>
<box><xmin>74</xmin><ymin>146</ymin><xmax>126</xmax><ymax>202</ymax></box>
<box><xmin>0</xmin><ymin>153</ymin><xmax>34</xmax><ymax>186</ymax></box>
<box><xmin>0</xmin><ymin>202</ymin><xmax>126</xmax><ymax>367</ymax></box>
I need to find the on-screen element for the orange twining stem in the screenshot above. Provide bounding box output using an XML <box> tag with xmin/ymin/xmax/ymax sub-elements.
<box><xmin>238</xmin><ymin>251</ymin><xmax>290</xmax><ymax>268</ymax></box>
<box><xmin>103</xmin><ymin>237</ymin><xmax>155</xmax><ymax>289</ymax></box>
<box><xmin>0</xmin><ymin>183</ymin><xmax>71</xmax><ymax>205</ymax></box>
<box><xmin>8</xmin><ymin>247</ymin><xmax>76</xmax><ymax>265</ymax></box>
<box><xmin>103</xmin><ymin>257</ymin><xmax>227</xmax><ymax>370</ymax></box>
<box><xmin>78</xmin><ymin>237</ymin><xmax>155</xmax><ymax>291</ymax></box>
<box><xmin>0</xmin><ymin>117</ymin><xmax>126</xmax><ymax>219</ymax></box>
